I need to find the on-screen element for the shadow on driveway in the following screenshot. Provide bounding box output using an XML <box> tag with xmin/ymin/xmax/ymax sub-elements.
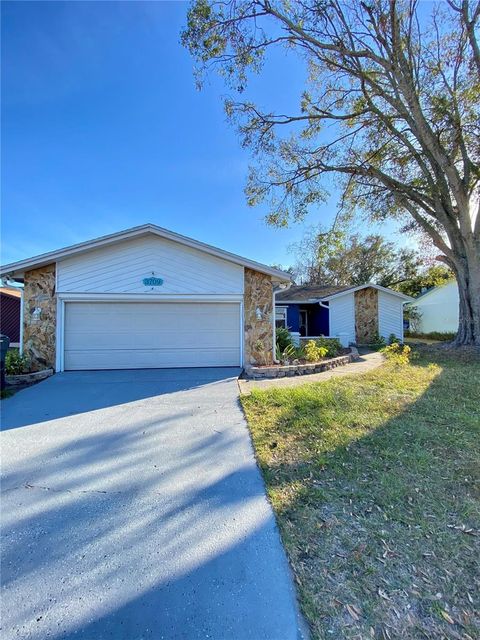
<box><xmin>1</xmin><ymin>368</ymin><xmax>304</xmax><ymax>639</ymax></box>
<box><xmin>1</xmin><ymin>367</ymin><xmax>242</xmax><ymax>430</ymax></box>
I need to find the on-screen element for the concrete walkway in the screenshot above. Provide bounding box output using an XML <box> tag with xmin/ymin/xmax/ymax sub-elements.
<box><xmin>1</xmin><ymin>368</ymin><xmax>305</xmax><ymax>640</ymax></box>
<box><xmin>239</xmin><ymin>351</ymin><xmax>384</xmax><ymax>393</ymax></box>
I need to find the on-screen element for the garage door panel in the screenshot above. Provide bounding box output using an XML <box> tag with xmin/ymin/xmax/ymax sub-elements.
<box><xmin>64</xmin><ymin>347</ymin><xmax>239</xmax><ymax>370</ymax></box>
<box><xmin>64</xmin><ymin>302</ymin><xmax>241</xmax><ymax>369</ymax></box>
<box><xmin>65</xmin><ymin>331</ymin><xmax>238</xmax><ymax>351</ymax></box>
<box><xmin>66</xmin><ymin>329</ymin><xmax>238</xmax><ymax>351</ymax></box>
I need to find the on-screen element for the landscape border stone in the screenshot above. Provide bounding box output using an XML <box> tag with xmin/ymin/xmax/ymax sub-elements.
<box><xmin>6</xmin><ymin>368</ymin><xmax>54</xmax><ymax>387</ymax></box>
<box><xmin>243</xmin><ymin>347</ymin><xmax>359</xmax><ymax>379</ymax></box>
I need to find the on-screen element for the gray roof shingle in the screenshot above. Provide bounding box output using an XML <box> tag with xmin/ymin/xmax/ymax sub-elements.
<box><xmin>275</xmin><ymin>284</ymin><xmax>352</xmax><ymax>302</ymax></box>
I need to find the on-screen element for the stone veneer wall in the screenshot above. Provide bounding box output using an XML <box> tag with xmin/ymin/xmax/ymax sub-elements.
<box><xmin>244</xmin><ymin>268</ymin><xmax>273</xmax><ymax>366</ymax></box>
<box><xmin>23</xmin><ymin>264</ymin><xmax>57</xmax><ymax>371</ymax></box>
<box><xmin>354</xmin><ymin>287</ymin><xmax>378</xmax><ymax>344</ymax></box>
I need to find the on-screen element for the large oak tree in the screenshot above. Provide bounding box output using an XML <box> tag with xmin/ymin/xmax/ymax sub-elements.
<box><xmin>183</xmin><ymin>0</ymin><xmax>480</xmax><ymax>345</ymax></box>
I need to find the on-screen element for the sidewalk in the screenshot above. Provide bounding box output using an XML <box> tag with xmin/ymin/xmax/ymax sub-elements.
<box><xmin>239</xmin><ymin>350</ymin><xmax>384</xmax><ymax>393</ymax></box>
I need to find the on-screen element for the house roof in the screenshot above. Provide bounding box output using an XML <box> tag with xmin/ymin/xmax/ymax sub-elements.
<box><xmin>0</xmin><ymin>224</ymin><xmax>293</xmax><ymax>282</ymax></box>
<box><xmin>276</xmin><ymin>284</ymin><xmax>350</xmax><ymax>302</ymax></box>
<box><xmin>276</xmin><ymin>282</ymin><xmax>413</xmax><ymax>303</ymax></box>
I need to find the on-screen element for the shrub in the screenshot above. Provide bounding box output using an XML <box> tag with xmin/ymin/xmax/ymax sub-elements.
<box><xmin>5</xmin><ymin>351</ymin><xmax>31</xmax><ymax>375</ymax></box>
<box><xmin>307</xmin><ymin>337</ymin><xmax>342</xmax><ymax>357</ymax></box>
<box><xmin>367</xmin><ymin>332</ymin><xmax>387</xmax><ymax>350</ymax></box>
<box><xmin>382</xmin><ymin>342</ymin><xmax>411</xmax><ymax>365</ymax></box>
<box><xmin>304</xmin><ymin>340</ymin><xmax>329</xmax><ymax>362</ymax></box>
<box><xmin>388</xmin><ymin>333</ymin><xmax>400</xmax><ymax>344</ymax></box>
<box><xmin>295</xmin><ymin>344</ymin><xmax>306</xmax><ymax>360</ymax></box>
<box><xmin>276</xmin><ymin>327</ymin><xmax>293</xmax><ymax>352</ymax></box>
<box><xmin>276</xmin><ymin>342</ymin><xmax>296</xmax><ymax>364</ymax></box>
<box><xmin>372</xmin><ymin>331</ymin><xmax>386</xmax><ymax>345</ymax></box>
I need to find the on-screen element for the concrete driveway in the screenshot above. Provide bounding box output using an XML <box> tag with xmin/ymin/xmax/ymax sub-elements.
<box><xmin>1</xmin><ymin>369</ymin><xmax>305</xmax><ymax>640</ymax></box>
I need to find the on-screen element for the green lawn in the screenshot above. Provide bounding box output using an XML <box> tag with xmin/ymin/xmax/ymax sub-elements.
<box><xmin>242</xmin><ymin>348</ymin><xmax>479</xmax><ymax>639</ymax></box>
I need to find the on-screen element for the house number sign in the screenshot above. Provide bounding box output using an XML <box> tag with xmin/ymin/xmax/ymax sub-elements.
<box><xmin>143</xmin><ymin>277</ymin><xmax>164</xmax><ymax>286</ymax></box>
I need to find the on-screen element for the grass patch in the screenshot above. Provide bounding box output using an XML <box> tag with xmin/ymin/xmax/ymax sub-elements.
<box><xmin>242</xmin><ymin>348</ymin><xmax>479</xmax><ymax>639</ymax></box>
<box><xmin>405</xmin><ymin>330</ymin><xmax>456</xmax><ymax>342</ymax></box>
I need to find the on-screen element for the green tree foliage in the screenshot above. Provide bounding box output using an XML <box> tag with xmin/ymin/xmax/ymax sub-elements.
<box><xmin>291</xmin><ymin>227</ymin><xmax>424</xmax><ymax>288</ymax></box>
<box><xmin>396</xmin><ymin>264</ymin><xmax>454</xmax><ymax>297</ymax></box>
<box><xmin>182</xmin><ymin>0</ymin><xmax>480</xmax><ymax>345</ymax></box>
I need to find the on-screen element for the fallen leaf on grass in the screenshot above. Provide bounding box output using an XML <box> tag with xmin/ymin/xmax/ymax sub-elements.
<box><xmin>447</xmin><ymin>524</ymin><xmax>477</xmax><ymax>536</ymax></box>
<box><xmin>378</xmin><ymin>588</ymin><xmax>391</xmax><ymax>601</ymax></box>
<box><xmin>440</xmin><ymin>610</ymin><xmax>455</xmax><ymax>624</ymax></box>
<box><xmin>382</xmin><ymin>626</ymin><xmax>391</xmax><ymax>640</ymax></box>
<box><xmin>346</xmin><ymin>603</ymin><xmax>361</xmax><ymax>621</ymax></box>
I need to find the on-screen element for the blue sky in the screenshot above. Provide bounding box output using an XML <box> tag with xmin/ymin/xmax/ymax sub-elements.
<box><xmin>1</xmin><ymin>1</ymin><xmax>401</xmax><ymax>268</ymax></box>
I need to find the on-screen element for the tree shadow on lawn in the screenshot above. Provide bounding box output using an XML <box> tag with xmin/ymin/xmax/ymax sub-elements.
<box><xmin>243</xmin><ymin>353</ymin><xmax>480</xmax><ymax>639</ymax></box>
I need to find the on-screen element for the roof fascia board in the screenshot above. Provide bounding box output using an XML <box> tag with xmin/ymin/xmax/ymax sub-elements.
<box><xmin>0</xmin><ymin>224</ymin><xmax>292</xmax><ymax>281</ymax></box>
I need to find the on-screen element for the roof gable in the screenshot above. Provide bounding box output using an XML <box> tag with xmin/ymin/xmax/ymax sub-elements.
<box><xmin>0</xmin><ymin>224</ymin><xmax>292</xmax><ymax>282</ymax></box>
<box><xmin>321</xmin><ymin>283</ymin><xmax>413</xmax><ymax>302</ymax></box>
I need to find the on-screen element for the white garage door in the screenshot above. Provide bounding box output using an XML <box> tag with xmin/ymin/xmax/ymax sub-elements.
<box><xmin>64</xmin><ymin>302</ymin><xmax>241</xmax><ymax>370</ymax></box>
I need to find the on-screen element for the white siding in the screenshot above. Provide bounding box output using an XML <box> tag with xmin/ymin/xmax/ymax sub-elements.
<box><xmin>329</xmin><ymin>294</ymin><xmax>355</xmax><ymax>344</ymax></box>
<box><xmin>378</xmin><ymin>290</ymin><xmax>404</xmax><ymax>341</ymax></box>
<box><xmin>57</xmin><ymin>235</ymin><xmax>244</xmax><ymax>295</ymax></box>
<box><xmin>64</xmin><ymin>302</ymin><xmax>241</xmax><ymax>369</ymax></box>
<box><xmin>409</xmin><ymin>281</ymin><xmax>459</xmax><ymax>333</ymax></box>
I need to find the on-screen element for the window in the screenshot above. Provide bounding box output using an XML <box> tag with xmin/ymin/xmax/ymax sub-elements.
<box><xmin>275</xmin><ymin>307</ymin><xmax>287</xmax><ymax>328</ymax></box>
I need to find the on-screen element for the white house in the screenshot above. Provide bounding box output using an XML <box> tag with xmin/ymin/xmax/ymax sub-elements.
<box><xmin>0</xmin><ymin>224</ymin><xmax>292</xmax><ymax>371</ymax></box>
<box><xmin>407</xmin><ymin>280</ymin><xmax>459</xmax><ymax>333</ymax></box>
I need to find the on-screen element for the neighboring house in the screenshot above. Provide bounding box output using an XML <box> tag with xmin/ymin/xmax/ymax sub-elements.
<box><xmin>0</xmin><ymin>286</ymin><xmax>22</xmax><ymax>347</ymax></box>
<box><xmin>0</xmin><ymin>224</ymin><xmax>291</xmax><ymax>371</ymax></box>
<box><xmin>407</xmin><ymin>280</ymin><xmax>459</xmax><ymax>333</ymax></box>
<box><xmin>275</xmin><ymin>283</ymin><xmax>412</xmax><ymax>345</ymax></box>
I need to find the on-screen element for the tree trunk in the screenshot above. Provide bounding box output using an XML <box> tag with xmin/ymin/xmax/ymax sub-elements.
<box><xmin>453</xmin><ymin>238</ymin><xmax>480</xmax><ymax>346</ymax></box>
